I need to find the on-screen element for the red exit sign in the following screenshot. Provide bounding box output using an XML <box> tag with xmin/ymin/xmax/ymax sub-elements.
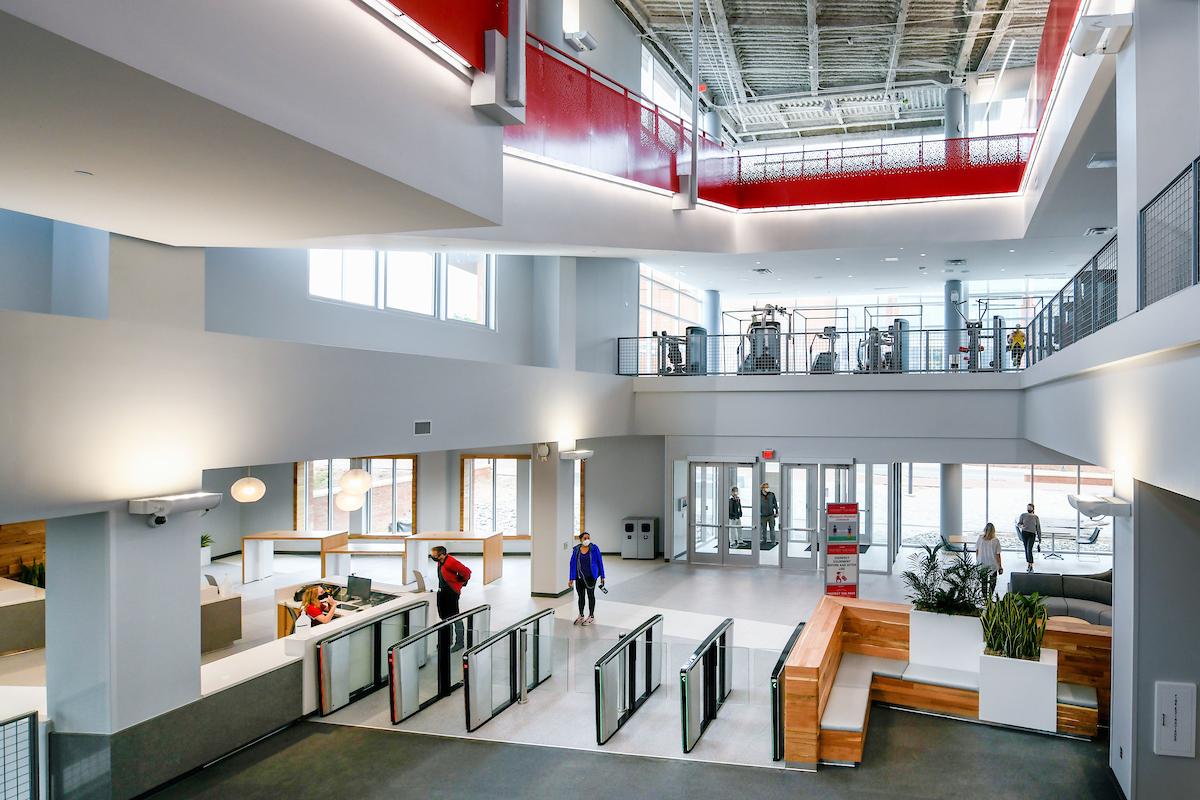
<box><xmin>762</xmin><ymin>450</ymin><xmax>776</xmax><ymax>459</ymax></box>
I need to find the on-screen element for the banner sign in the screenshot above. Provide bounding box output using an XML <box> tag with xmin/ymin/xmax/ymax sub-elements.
<box><xmin>825</xmin><ymin>503</ymin><xmax>859</xmax><ymax>598</ymax></box>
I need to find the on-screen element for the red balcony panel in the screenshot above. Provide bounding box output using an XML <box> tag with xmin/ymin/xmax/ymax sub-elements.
<box><xmin>385</xmin><ymin>0</ymin><xmax>507</xmax><ymax>71</ymax></box>
<box><xmin>1027</xmin><ymin>0</ymin><xmax>1087</xmax><ymax>131</ymax></box>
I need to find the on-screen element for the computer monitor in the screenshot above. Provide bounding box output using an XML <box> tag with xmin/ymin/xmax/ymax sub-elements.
<box><xmin>347</xmin><ymin>575</ymin><xmax>372</xmax><ymax>602</ymax></box>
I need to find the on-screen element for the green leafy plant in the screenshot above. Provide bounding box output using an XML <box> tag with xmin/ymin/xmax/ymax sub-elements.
<box><xmin>902</xmin><ymin>543</ymin><xmax>990</xmax><ymax>616</ymax></box>
<box><xmin>982</xmin><ymin>591</ymin><xmax>1048</xmax><ymax>661</ymax></box>
<box><xmin>16</xmin><ymin>557</ymin><xmax>45</xmax><ymax>589</ymax></box>
<box><xmin>201</xmin><ymin>534</ymin><xmax>214</xmax><ymax>548</ymax></box>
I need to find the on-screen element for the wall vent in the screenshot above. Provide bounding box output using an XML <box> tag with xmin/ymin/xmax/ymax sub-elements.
<box><xmin>1085</xmin><ymin>226</ymin><xmax>1115</xmax><ymax>236</ymax></box>
<box><xmin>752</xmin><ymin>268</ymin><xmax>772</xmax><ymax>274</ymax></box>
<box><xmin>414</xmin><ymin>420</ymin><xmax>432</xmax><ymax>436</ymax></box>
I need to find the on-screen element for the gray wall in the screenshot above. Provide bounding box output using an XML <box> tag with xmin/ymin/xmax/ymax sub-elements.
<box><xmin>110</xmin><ymin>235</ymin><xmax>204</xmax><ymax>330</ymax></box>
<box><xmin>50</xmin><ymin>221</ymin><xmax>109</xmax><ymax>320</ymax></box>
<box><xmin>578</xmin><ymin>435</ymin><xmax>664</xmax><ymax>553</ymax></box>
<box><xmin>576</xmin><ymin>257</ymin><xmax>638</xmax><ymax>374</ymax></box>
<box><xmin>204</xmin><ymin>247</ymin><xmax>537</xmax><ymax>365</ymax></box>
<box><xmin>201</xmin><ymin>463</ymin><xmax>296</xmax><ymax>557</ymax></box>
<box><xmin>528</xmin><ymin>0</ymin><xmax>643</xmax><ymax>90</ymax></box>
<box><xmin>1130</xmin><ymin>481</ymin><xmax>1200</xmax><ymax>797</ymax></box>
<box><xmin>0</xmin><ymin>208</ymin><xmax>52</xmax><ymax>313</ymax></box>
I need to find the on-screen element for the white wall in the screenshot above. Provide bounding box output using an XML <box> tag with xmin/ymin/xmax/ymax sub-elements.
<box><xmin>0</xmin><ymin>208</ymin><xmax>52</xmax><ymax>313</ymax></box>
<box><xmin>205</xmin><ymin>248</ymin><xmax>537</xmax><ymax>365</ymax></box>
<box><xmin>50</xmin><ymin>221</ymin><xmax>108</xmax><ymax>320</ymax></box>
<box><xmin>110</xmin><ymin>235</ymin><xmax>204</xmax><ymax>330</ymax></box>
<box><xmin>528</xmin><ymin>0</ymin><xmax>643</xmax><ymax>90</ymax></box>
<box><xmin>576</xmin><ymin>257</ymin><xmax>638</xmax><ymax>374</ymax></box>
<box><xmin>201</xmin><ymin>463</ymin><xmax>297</xmax><ymax>556</ymax></box>
<box><xmin>577</xmin><ymin>435</ymin><xmax>664</xmax><ymax>553</ymax></box>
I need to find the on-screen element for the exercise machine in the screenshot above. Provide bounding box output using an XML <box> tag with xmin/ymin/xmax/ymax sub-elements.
<box><xmin>810</xmin><ymin>326</ymin><xmax>839</xmax><ymax>373</ymax></box>
<box><xmin>738</xmin><ymin>306</ymin><xmax>782</xmax><ymax>374</ymax></box>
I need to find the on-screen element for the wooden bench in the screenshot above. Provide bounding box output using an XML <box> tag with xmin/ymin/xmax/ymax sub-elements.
<box><xmin>784</xmin><ymin>596</ymin><xmax>1111</xmax><ymax>768</ymax></box>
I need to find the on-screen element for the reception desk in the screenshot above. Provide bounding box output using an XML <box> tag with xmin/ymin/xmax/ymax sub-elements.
<box><xmin>402</xmin><ymin>530</ymin><xmax>503</xmax><ymax>585</ymax></box>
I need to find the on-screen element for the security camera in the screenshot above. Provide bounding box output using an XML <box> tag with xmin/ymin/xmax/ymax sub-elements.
<box><xmin>147</xmin><ymin>514</ymin><xmax>169</xmax><ymax>528</ymax></box>
<box><xmin>129</xmin><ymin>492</ymin><xmax>221</xmax><ymax>527</ymax></box>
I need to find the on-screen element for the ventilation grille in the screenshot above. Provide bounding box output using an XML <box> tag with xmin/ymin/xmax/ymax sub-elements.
<box><xmin>414</xmin><ymin>420</ymin><xmax>432</xmax><ymax>436</ymax></box>
<box><xmin>752</xmin><ymin>268</ymin><xmax>772</xmax><ymax>274</ymax></box>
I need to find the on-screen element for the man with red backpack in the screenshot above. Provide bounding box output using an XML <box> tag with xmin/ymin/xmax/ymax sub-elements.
<box><xmin>431</xmin><ymin>546</ymin><xmax>471</xmax><ymax>650</ymax></box>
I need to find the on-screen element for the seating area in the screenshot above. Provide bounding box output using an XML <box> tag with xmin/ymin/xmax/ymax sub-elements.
<box><xmin>785</xmin><ymin>596</ymin><xmax>1112</xmax><ymax>767</ymax></box>
<box><xmin>1010</xmin><ymin>572</ymin><xmax>1113</xmax><ymax>625</ymax></box>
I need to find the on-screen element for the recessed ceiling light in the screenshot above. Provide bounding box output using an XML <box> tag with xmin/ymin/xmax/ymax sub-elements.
<box><xmin>835</xmin><ymin>257</ymin><xmax>841</xmax><ymax>261</ymax></box>
<box><xmin>1009</xmin><ymin>249</ymin><xmax>1015</xmax><ymax>252</ymax></box>
<box><xmin>885</xmin><ymin>257</ymin><xmax>899</xmax><ymax>262</ymax></box>
<box><xmin>755</xmin><ymin>261</ymin><xmax>761</xmax><ymax>264</ymax></box>
<box><xmin>1000</xmin><ymin>269</ymin><xmax>1005</xmax><ymax>272</ymax></box>
<box><xmin>920</xmin><ymin>253</ymin><xmax>926</xmax><ymax>257</ymax></box>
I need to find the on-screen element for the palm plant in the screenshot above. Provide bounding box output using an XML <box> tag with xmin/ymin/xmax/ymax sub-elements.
<box><xmin>201</xmin><ymin>534</ymin><xmax>214</xmax><ymax>548</ymax></box>
<box><xmin>982</xmin><ymin>591</ymin><xmax>1048</xmax><ymax>660</ymax></box>
<box><xmin>902</xmin><ymin>543</ymin><xmax>990</xmax><ymax>616</ymax></box>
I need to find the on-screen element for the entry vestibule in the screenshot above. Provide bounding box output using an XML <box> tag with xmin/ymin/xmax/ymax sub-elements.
<box><xmin>684</xmin><ymin>460</ymin><xmax>886</xmax><ymax>572</ymax></box>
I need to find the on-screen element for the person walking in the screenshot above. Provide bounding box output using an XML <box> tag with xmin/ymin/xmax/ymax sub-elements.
<box><xmin>1017</xmin><ymin>503</ymin><xmax>1041</xmax><ymax>573</ymax></box>
<box><xmin>728</xmin><ymin>486</ymin><xmax>744</xmax><ymax>546</ymax></box>
<box><xmin>759</xmin><ymin>483</ymin><xmax>779</xmax><ymax>546</ymax></box>
<box><xmin>976</xmin><ymin>523</ymin><xmax>1003</xmax><ymax>597</ymax></box>
<box><xmin>569</xmin><ymin>531</ymin><xmax>605</xmax><ymax>625</ymax></box>
<box><xmin>430</xmin><ymin>546</ymin><xmax>471</xmax><ymax>650</ymax></box>
<box><xmin>1008</xmin><ymin>328</ymin><xmax>1026</xmax><ymax>368</ymax></box>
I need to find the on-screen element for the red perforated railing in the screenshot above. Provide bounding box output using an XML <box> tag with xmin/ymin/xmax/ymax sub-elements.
<box><xmin>383</xmin><ymin>0</ymin><xmax>508</xmax><ymax>71</ymax></box>
<box><xmin>509</xmin><ymin>0</ymin><xmax>1081</xmax><ymax>210</ymax></box>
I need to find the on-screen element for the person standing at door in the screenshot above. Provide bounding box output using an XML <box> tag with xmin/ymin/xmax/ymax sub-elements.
<box><xmin>1017</xmin><ymin>503</ymin><xmax>1042</xmax><ymax>573</ymax></box>
<box><xmin>431</xmin><ymin>546</ymin><xmax>471</xmax><ymax>650</ymax></box>
<box><xmin>569</xmin><ymin>532</ymin><xmax>605</xmax><ymax>625</ymax></box>
<box><xmin>760</xmin><ymin>483</ymin><xmax>779</xmax><ymax>546</ymax></box>
<box><xmin>728</xmin><ymin>487</ymin><xmax>744</xmax><ymax>546</ymax></box>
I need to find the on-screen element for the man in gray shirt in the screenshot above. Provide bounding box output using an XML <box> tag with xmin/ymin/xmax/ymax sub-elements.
<box><xmin>1017</xmin><ymin>503</ymin><xmax>1041</xmax><ymax>573</ymax></box>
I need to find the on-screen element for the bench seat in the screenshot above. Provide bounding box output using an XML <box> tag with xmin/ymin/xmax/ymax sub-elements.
<box><xmin>901</xmin><ymin>663</ymin><xmax>980</xmax><ymax>692</ymax></box>
<box><xmin>1057</xmin><ymin>682</ymin><xmax>1099</xmax><ymax>709</ymax></box>
<box><xmin>833</xmin><ymin>653</ymin><xmax>909</xmax><ymax>688</ymax></box>
<box><xmin>821</xmin><ymin>686</ymin><xmax>871</xmax><ymax>732</ymax></box>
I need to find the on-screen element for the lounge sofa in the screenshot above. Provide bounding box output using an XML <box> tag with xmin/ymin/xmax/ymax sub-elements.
<box><xmin>1010</xmin><ymin>572</ymin><xmax>1112</xmax><ymax>625</ymax></box>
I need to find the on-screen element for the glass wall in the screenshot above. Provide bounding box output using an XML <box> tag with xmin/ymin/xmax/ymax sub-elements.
<box><xmin>900</xmin><ymin>463</ymin><xmax>941</xmax><ymax>548</ymax></box>
<box><xmin>639</xmin><ymin>265</ymin><xmax>703</xmax><ymax>337</ymax></box>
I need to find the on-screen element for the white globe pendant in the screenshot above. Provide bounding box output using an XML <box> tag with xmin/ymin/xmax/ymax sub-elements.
<box><xmin>231</xmin><ymin>476</ymin><xmax>266</xmax><ymax>503</ymax></box>
<box><xmin>339</xmin><ymin>469</ymin><xmax>372</xmax><ymax>495</ymax></box>
<box><xmin>335</xmin><ymin>491</ymin><xmax>365</xmax><ymax>511</ymax></box>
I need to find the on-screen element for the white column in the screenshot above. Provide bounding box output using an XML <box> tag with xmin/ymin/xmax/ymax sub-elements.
<box><xmin>530</xmin><ymin>443</ymin><xmax>574</xmax><ymax>596</ymax></box>
<box><xmin>532</xmin><ymin>256</ymin><xmax>577</xmax><ymax>370</ymax></box>
<box><xmin>940</xmin><ymin>464</ymin><xmax>962</xmax><ymax>544</ymax></box>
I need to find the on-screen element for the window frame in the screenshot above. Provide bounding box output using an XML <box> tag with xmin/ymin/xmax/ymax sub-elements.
<box><xmin>459</xmin><ymin>454</ymin><xmax>531</xmax><ymax>537</ymax></box>
<box><xmin>639</xmin><ymin>264</ymin><xmax>703</xmax><ymax>337</ymax></box>
<box><xmin>294</xmin><ymin>455</ymin><xmax>418</xmax><ymax>534</ymax></box>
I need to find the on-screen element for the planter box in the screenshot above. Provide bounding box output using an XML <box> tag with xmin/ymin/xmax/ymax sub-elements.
<box><xmin>201</xmin><ymin>545</ymin><xmax>212</xmax><ymax>566</ymax></box>
<box><xmin>909</xmin><ymin>609</ymin><xmax>983</xmax><ymax>672</ymax></box>
<box><xmin>979</xmin><ymin>649</ymin><xmax>1059</xmax><ymax>732</ymax></box>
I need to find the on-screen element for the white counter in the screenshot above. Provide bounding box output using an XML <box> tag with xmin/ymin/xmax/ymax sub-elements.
<box><xmin>0</xmin><ymin>576</ymin><xmax>43</xmax><ymax>608</ymax></box>
<box><xmin>199</xmin><ymin>638</ymin><xmax>300</xmax><ymax>698</ymax></box>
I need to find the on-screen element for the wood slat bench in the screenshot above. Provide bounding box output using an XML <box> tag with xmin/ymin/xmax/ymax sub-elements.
<box><xmin>784</xmin><ymin>596</ymin><xmax>1111</xmax><ymax>768</ymax></box>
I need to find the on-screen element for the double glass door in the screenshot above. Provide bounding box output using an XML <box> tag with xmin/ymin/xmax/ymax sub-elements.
<box><xmin>689</xmin><ymin>463</ymin><xmax>756</xmax><ymax>565</ymax></box>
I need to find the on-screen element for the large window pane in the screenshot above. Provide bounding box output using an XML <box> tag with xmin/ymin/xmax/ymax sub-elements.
<box><xmin>494</xmin><ymin>458</ymin><xmax>518</xmax><ymax>535</ymax></box>
<box><xmin>330</xmin><ymin>459</ymin><xmax>351</xmax><ymax>530</ymax></box>
<box><xmin>341</xmin><ymin>251</ymin><xmax>376</xmax><ymax>306</ymax></box>
<box><xmin>962</xmin><ymin>464</ymin><xmax>988</xmax><ymax>538</ymax></box>
<box><xmin>900</xmin><ymin>463</ymin><xmax>939</xmax><ymax>548</ymax></box>
<box><xmin>447</xmin><ymin>253</ymin><xmax>488</xmax><ymax>325</ymax></box>
<box><xmin>368</xmin><ymin>459</ymin><xmax>395</xmax><ymax>533</ymax></box>
<box><xmin>307</xmin><ymin>460</ymin><xmax>330</xmax><ymax>529</ymax></box>
<box><xmin>386</xmin><ymin>252</ymin><xmax>436</xmax><ymax>315</ymax></box>
<box><xmin>471</xmin><ymin>458</ymin><xmax>494</xmax><ymax>531</ymax></box>
<box><xmin>396</xmin><ymin>457</ymin><xmax>415</xmax><ymax>533</ymax></box>
<box><xmin>1032</xmin><ymin>465</ymin><xmax>1079</xmax><ymax>557</ymax></box>
<box><xmin>309</xmin><ymin>250</ymin><xmax>342</xmax><ymax>299</ymax></box>
<box><xmin>1080</xmin><ymin>465</ymin><xmax>1114</xmax><ymax>554</ymax></box>
<box><xmin>651</xmin><ymin>281</ymin><xmax>678</xmax><ymax>316</ymax></box>
<box><xmin>987</xmin><ymin>464</ymin><xmax>1032</xmax><ymax>548</ymax></box>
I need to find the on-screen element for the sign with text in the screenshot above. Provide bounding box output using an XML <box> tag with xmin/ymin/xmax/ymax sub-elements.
<box><xmin>825</xmin><ymin>503</ymin><xmax>859</xmax><ymax>598</ymax></box>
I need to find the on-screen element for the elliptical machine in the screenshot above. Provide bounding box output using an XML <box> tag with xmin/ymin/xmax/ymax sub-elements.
<box><xmin>738</xmin><ymin>305</ymin><xmax>782</xmax><ymax>374</ymax></box>
<box><xmin>810</xmin><ymin>326</ymin><xmax>839</xmax><ymax>373</ymax></box>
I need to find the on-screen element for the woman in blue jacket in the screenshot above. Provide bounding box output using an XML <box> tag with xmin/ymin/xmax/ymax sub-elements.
<box><xmin>569</xmin><ymin>531</ymin><xmax>605</xmax><ymax>625</ymax></box>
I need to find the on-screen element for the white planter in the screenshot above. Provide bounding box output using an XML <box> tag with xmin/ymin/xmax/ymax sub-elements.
<box><xmin>909</xmin><ymin>609</ymin><xmax>984</xmax><ymax>672</ymax></box>
<box><xmin>979</xmin><ymin>649</ymin><xmax>1059</xmax><ymax>732</ymax></box>
<box><xmin>201</xmin><ymin>545</ymin><xmax>212</xmax><ymax>566</ymax></box>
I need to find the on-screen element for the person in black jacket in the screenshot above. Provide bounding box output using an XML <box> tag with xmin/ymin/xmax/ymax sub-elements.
<box><xmin>728</xmin><ymin>487</ymin><xmax>744</xmax><ymax>546</ymax></box>
<box><xmin>760</xmin><ymin>483</ymin><xmax>779</xmax><ymax>546</ymax></box>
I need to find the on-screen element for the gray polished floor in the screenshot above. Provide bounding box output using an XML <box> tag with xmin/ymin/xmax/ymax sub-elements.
<box><xmin>148</xmin><ymin>710</ymin><xmax>1120</xmax><ymax>800</ymax></box>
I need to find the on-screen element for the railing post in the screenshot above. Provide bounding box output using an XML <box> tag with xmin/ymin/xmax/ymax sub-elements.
<box><xmin>518</xmin><ymin>626</ymin><xmax>529</xmax><ymax>704</ymax></box>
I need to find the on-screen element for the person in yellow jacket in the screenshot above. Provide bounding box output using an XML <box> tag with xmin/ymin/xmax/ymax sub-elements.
<box><xmin>1007</xmin><ymin>328</ymin><xmax>1026</xmax><ymax>368</ymax></box>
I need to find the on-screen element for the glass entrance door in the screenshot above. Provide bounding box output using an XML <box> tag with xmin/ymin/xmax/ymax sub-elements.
<box><xmin>780</xmin><ymin>465</ymin><xmax>819</xmax><ymax>570</ymax></box>
<box><xmin>689</xmin><ymin>462</ymin><xmax>757</xmax><ymax>565</ymax></box>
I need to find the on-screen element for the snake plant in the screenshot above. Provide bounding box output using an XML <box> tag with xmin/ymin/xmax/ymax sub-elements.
<box><xmin>982</xmin><ymin>591</ymin><xmax>1048</xmax><ymax>661</ymax></box>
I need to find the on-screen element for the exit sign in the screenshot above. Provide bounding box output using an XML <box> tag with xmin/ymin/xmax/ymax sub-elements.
<box><xmin>762</xmin><ymin>450</ymin><xmax>776</xmax><ymax>459</ymax></box>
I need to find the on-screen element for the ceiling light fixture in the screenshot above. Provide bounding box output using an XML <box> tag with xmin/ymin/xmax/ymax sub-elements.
<box><xmin>335</xmin><ymin>492</ymin><xmax>365</xmax><ymax>512</ymax></box>
<box><xmin>340</xmin><ymin>468</ymin><xmax>372</xmax><ymax>495</ymax></box>
<box><xmin>231</xmin><ymin>469</ymin><xmax>266</xmax><ymax>504</ymax></box>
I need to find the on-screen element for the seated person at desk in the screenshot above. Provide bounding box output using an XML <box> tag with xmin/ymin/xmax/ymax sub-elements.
<box><xmin>301</xmin><ymin>585</ymin><xmax>337</xmax><ymax>626</ymax></box>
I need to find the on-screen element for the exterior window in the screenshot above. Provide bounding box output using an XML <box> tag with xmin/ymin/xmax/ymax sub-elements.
<box><xmin>385</xmin><ymin>251</ymin><xmax>436</xmax><ymax>316</ymax></box>
<box><xmin>639</xmin><ymin>264</ymin><xmax>703</xmax><ymax>337</ymax></box>
<box><xmin>574</xmin><ymin>460</ymin><xmax>585</xmax><ymax>538</ymax></box>
<box><xmin>308</xmin><ymin>249</ymin><xmax>376</xmax><ymax>306</ymax></box>
<box><xmin>461</xmin><ymin>456</ymin><xmax>529</xmax><ymax>534</ymax></box>
<box><xmin>446</xmin><ymin>253</ymin><xmax>491</xmax><ymax>326</ymax></box>
<box><xmin>297</xmin><ymin>456</ymin><xmax>416</xmax><ymax>533</ymax></box>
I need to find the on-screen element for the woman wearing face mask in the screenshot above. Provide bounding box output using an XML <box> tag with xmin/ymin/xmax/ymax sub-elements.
<box><xmin>568</xmin><ymin>532</ymin><xmax>605</xmax><ymax>625</ymax></box>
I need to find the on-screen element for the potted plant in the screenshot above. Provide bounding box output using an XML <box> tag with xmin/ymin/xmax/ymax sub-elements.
<box><xmin>902</xmin><ymin>543</ymin><xmax>991</xmax><ymax>671</ymax></box>
<box><xmin>15</xmin><ymin>557</ymin><xmax>45</xmax><ymax>589</ymax></box>
<box><xmin>978</xmin><ymin>592</ymin><xmax>1058</xmax><ymax>731</ymax></box>
<box><xmin>201</xmin><ymin>534</ymin><xmax>213</xmax><ymax>566</ymax></box>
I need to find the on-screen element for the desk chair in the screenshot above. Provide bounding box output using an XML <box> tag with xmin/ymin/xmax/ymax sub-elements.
<box><xmin>204</xmin><ymin>574</ymin><xmax>218</xmax><ymax>586</ymax></box>
<box><xmin>412</xmin><ymin>571</ymin><xmax>427</xmax><ymax>593</ymax></box>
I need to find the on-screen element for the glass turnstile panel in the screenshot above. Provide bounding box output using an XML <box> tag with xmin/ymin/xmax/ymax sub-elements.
<box><xmin>594</xmin><ymin>616</ymin><xmax>664</xmax><ymax>744</ymax></box>
<box><xmin>388</xmin><ymin>605</ymin><xmax>490</xmax><ymax>724</ymax></box>
<box><xmin>464</xmin><ymin>609</ymin><xmax>560</xmax><ymax>732</ymax></box>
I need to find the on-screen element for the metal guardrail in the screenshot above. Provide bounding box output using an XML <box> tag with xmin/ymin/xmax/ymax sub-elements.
<box><xmin>618</xmin><ymin>325</ymin><xmax>1024</xmax><ymax>377</ymax></box>
<box><xmin>1025</xmin><ymin>236</ymin><xmax>1118</xmax><ymax>366</ymax></box>
<box><xmin>594</xmin><ymin>615</ymin><xmax>664</xmax><ymax>745</ymax></box>
<box><xmin>315</xmin><ymin>599</ymin><xmax>429</xmax><ymax>716</ymax></box>
<box><xmin>771</xmin><ymin>622</ymin><xmax>806</xmax><ymax>762</ymax></box>
<box><xmin>463</xmin><ymin>608</ymin><xmax>557</xmax><ymax>731</ymax></box>
<box><xmin>387</xmin><ymin>604</ymin><xmax>491</xmax><ymax>724</ymax></box>
<box><xmin>0</xmin><ymin>711</ymin><xmax>38</xmax><ymax>800</ymax></box>
<box><xmin>680</xmin><ymin>618</ymin><xmax>735</xmax><ymax>753</ymax></box>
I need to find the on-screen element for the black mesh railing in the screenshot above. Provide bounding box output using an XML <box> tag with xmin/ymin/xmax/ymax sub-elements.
<box><xmin>0</xmin><ymin>711</ymin><xmax>38</xmax><ymax>800</ymax></box>
<box><xmin>1140</xmin><ymin>163</ymin><xmax>1196</xmax><ymax>308</ymax></box>
<box><xmin>1026</xmin><ymin>236</ymin><xmax>1117</xmax><ymax>367</ymax></box>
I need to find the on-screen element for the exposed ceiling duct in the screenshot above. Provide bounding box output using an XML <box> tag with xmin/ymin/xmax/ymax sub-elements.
<box><xmin>613</xmin><ymin>0</ymin><xmax>1052</xmax><ymax>144</ymax></box>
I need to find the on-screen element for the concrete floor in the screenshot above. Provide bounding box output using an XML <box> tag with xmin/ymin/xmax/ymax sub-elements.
<box><xmin>146</xmin><ymin>711</ymin><xmax>1121</xmax><ymax>800</ymax></box>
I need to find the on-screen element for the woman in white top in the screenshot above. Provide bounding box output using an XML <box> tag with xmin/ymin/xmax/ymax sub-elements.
<box><xmin>976</xmin><ymin>523</ymin><xmax>1003</xmax><ymax>598</ymax></box>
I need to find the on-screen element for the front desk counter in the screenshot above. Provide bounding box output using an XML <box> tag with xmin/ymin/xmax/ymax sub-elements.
<box><xmin>0</xmin><ymin>576</ymin><xmax>45</xmax><ymax>656</ymax></box>
<box><xmin>274</xmin><ymin>576</ymin><xmax>418</xmax><ymax>638</ymax></box>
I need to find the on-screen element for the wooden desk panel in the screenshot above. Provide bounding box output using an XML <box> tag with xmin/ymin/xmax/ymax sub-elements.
<box><xmin>404</xmin><ymin>531</ymin><xmax>503</xmax><ymax>585</ymax></box>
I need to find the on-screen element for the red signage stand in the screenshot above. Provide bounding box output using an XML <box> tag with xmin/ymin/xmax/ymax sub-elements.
<box><xmin>825</xmin><ymin>503</ymin><xmax>859</xmax><ymax>598</ymax></box>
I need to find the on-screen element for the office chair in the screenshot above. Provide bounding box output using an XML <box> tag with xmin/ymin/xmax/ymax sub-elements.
<box><xmin>204</xmin><ymin>574</ymin><xmax>218</xmax><ymax>586</ymax></box>
<box><xmin>413</xmin><ymin>571</ymin><xmax>427</xmax><ymax>593</ymax></box>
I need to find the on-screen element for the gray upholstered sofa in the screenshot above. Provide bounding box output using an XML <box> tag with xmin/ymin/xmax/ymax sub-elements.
<box><xmin>1009</xmin><ymin>572</ymin><xmax>1113</xmax><ymax>626</ymax></box>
